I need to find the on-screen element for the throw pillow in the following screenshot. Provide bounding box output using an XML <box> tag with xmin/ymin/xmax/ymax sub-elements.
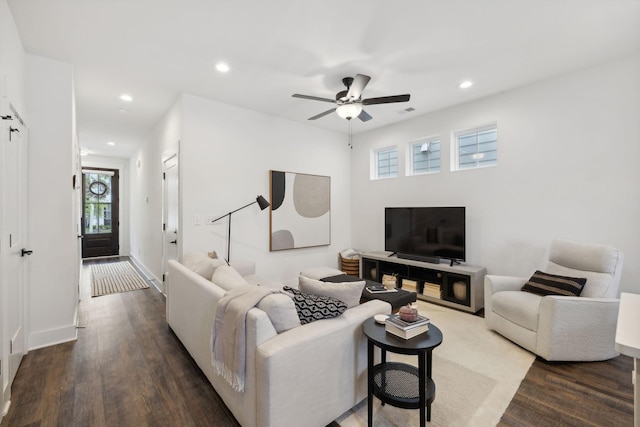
<box><xmin>283</xmin><ymin>286</ymin><xmax>347</xmax><ymax>325</ymax></box>
<box><xmin>521</xmin><ymin>270</ymin><xmax>587</xmax><ymax>297</ymax></box>
<box><xmin>299</xmin><ymin>266</ymin><xmax>344</xmax><ymax>280</ymax></box>
<box><xmin>183</xmin><ymin>252</ymin><xmax>226</xmax><ymax>279</ymax></box>
<box><xmin>212</xmin><ymin>265</ymin><xmax>250</xmax><ymax>291</ymax></box>
<box><xmin>257</xmin><ymin>293</ymin><xmax>301</xmax><ymax>333</ymax></box>
<box><xmin>298</xmin><ymin>276</ymin><xmax>365</xmax><ymax>308</ymax></box>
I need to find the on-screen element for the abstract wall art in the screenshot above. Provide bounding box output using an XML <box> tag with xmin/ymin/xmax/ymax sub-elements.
<box><xmin>269</xmin><ymin>170</ymin><xmax>331</xmax><ymax>251</ymax></box>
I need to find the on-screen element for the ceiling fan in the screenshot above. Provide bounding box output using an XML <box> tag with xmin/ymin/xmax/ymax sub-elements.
<box><xmin>292</xmin><ymin>74</ymin><xmax>410</xmax><ymax>122</ymax></box>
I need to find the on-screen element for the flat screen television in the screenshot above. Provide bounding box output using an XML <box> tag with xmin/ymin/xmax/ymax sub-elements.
<box><xmin>385</xmin><ymin>207</ymin><xmax>465</xmax><ymax>264</ymax></box>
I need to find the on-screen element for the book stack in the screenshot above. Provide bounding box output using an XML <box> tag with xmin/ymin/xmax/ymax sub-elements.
<box><xmin>422</xmin><ymin>282</ymin><xmax>442</xmax><ymax>299</ymax></box>
<box><xmin>385</xmin><ymin>314</ymin><xmax>430</xmax><ymax>339</ymax></box>
<box><xmin>366</xmin><ymin>285</ymin><xmax>397</xmax><ymax>294</ymax></box>
<box><xmin>401</xmin><ymin>279</ymin><xmax>417</xmax><ymax>292</ymax></box>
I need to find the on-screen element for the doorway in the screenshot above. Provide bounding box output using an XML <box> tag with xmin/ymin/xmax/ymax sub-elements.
<box><xmin>82</xmin><ymin>168</ymin><xmax>119</xmax><ymax>258</ymax></box>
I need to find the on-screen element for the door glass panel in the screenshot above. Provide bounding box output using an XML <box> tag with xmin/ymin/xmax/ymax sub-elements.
<box><xmin>84</xmin><ymin>173</ymin><xmax>113</xmax><ymax>234</ymax></box>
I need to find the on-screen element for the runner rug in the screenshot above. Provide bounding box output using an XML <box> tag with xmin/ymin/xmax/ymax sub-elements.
<box><xmin>334</xmin><ymin>301</ymin><xmax>535</xmax><ymax>427</ymax></box>
<box><xmin>91</xmin><ymin>260</ymin><xmax>149</xmax><ymax>297</ymax></box>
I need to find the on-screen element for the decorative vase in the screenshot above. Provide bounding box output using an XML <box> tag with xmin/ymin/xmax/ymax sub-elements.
<box><xmin>453</xmin><ymin>282</ymin><xmax>467</xmax><ymax>301</ymax></box>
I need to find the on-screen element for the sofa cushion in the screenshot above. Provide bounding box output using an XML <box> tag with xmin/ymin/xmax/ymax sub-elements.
<box><xmin>493</xmin><ymin>290</ymin><xmax>542</xmax><ymax>331</ymax></box>
<box><xmin>183</xmin><ymin>252</ymin><xmax>227</xmax><ymax>280</ymax></box>
<box><xmin>212</xmin><ymin>265</ymin><xmax>250</xmax><ymax>291</ymax></box>
<box><xmin>299</xmin><ymin>266</ymin><xmax>344</xmax><ymax>280</ymax></box>
<box><xmin>522</xmin><ymin>270</ymin><xmax>586</xmax><ymax>297</ymax></box>
<box><xmin>298</xmin><ymin>276</ymin><xmax>365</xmax><ymax>308</ymax></box>
<box><xmin>283</xmin><ymin>286</ymin><xmax>347</xmax><ymax>325</ymax></box>
<box><xmin>257</xmin><ymin>293</ymin><xmax>301</xmax><ymax>333</ymax></box>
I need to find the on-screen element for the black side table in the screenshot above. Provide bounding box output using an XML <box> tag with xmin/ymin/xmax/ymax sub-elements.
<box><xmin>362</xmin><ymin>317</ymin><xmax>443</xmax><ymax>427</ymax></box>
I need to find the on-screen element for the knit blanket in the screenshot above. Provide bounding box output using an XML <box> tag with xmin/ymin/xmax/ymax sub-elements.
<box><xmin>211</xmin><ymin>286</ymin><xmax>276</xmax><ymax>392</ymax></box>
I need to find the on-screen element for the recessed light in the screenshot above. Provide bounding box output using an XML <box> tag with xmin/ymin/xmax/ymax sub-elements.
<box><xmin>216</xmin><ymin>62</ymin><xmax>230</xmax><ymax>73</ymax></box>
<box><xmin>120</xmin><ymin>94</ymin><xmax>133</xmax><ymax>102</ymax></box>
<box><xmin>459</xmin><ymin>81</ymin><xmax>473</xmax><ymax>89</ymax></box>
<box><xmin>107</xmin><ymin>141</ymin><xmax>116</xmax><ymax>146</ymax></box>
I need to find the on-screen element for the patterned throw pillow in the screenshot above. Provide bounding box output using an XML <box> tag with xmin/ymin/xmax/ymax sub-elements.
<box><xmin>521</xmin><ymin>270</ymin><xmax>587</xmax><ymax>297</ymax></box>
<box><xmin>283</xmin><ymin>286</ymin><xmax>347</xmax><ymax>325</ymax></box>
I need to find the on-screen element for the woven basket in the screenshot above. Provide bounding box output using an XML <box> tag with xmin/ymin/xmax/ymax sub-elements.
<box><xmin>339</xmin><ymin>254</ymin><xmax>360</xmax><ymax>277</ymax></box>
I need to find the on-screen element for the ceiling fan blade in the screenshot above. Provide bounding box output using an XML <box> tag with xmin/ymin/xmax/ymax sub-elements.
<box><xmin>308</xmin><ymin>108</ymin><xmax>336</xmax><ymax>120</ymax></box>
<box><xmin>346</xmin><ymin>74</ymin><xmax>371</xmax><ymax>100</ymax></box>
<box><xmin>292</xmin><ymin>94</ymin><xmax>336</xmax><ymax>103</ymax></box>
<box><xmin>362</xmin><ymin>94</ymin><xmax>410</xmax><ymax>105</ymax></box>
<box><xmin>358</xmin><ymin>110</ymin><xmax>373</xmax><ymax>122</ymax></box>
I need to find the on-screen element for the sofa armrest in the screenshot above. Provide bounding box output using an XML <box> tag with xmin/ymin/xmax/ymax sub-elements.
<box><xmin>537</xmin><ymin>296</ymin><xmax>620</xmax><ymax>361</ymax></box>
<box><xmin>255</xmin><ymin>299</ymin><xmax>390</xmax><ymax>427</ymax></box>
<box><xmin>230</xmin><ymin>260</ymin><xmax>256</xmax><ymax>277</ymax></box>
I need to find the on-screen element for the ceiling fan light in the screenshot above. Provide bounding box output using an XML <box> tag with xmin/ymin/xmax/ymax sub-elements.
<box><xmin>336</xmin><ymin>104</ymin><xmax>362</xmax><ymax>120</ymax></box>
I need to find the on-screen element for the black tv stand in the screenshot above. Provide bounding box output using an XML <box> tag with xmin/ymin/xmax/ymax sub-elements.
<box><xmin>449</xmin><ymin>259</ymin><xmax>460</xmax><ymax>267</ymax></box>
<box><xmin>388</xmin><ymin>252</ymin><xmax>397</xmax><ymax>258</ymax></box>
<box><xmin>360</xmin><ymin>252</ymin><xmax>486</xmax><ymax>313</ymax></box>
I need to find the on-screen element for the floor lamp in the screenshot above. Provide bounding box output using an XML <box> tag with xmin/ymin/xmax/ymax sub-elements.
<box><xmin>210</xmin><ymin>195</ymin><xmax>270</xmax><ymax>262</ymax></box>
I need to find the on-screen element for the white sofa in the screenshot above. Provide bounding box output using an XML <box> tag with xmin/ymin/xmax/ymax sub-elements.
<box><xmin>484</xmin><ymin>238</ymin><xmax>624</xmax><ymax>361</ymax></box>
<box><xmin>166</xmin><ymin>258</ymin><xmax>391</xmax><ymax>427</ymax></box>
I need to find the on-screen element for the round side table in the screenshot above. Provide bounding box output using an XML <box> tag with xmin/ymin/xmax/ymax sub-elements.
<box><xmin>362</xmin><ymin>317</ymin><xmax>443</xmax><ymax>427</ymax></box>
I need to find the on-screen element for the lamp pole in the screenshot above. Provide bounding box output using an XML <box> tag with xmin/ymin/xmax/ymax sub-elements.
<box><xmin>209</xmin><ymin>195</ymin><xmax>270</xmax><ymax>262</ymax></box>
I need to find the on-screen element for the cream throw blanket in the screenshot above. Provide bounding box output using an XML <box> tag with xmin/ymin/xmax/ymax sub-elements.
<box><xmin>211</xmin><ymin>286</ymin><xmax>277</xmax><ymax>392</ymax></box>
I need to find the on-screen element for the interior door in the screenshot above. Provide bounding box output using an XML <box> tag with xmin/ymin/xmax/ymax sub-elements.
<box><xmin>82</xmin><ymin>168</ymin><xmax>119</xmax><ymax>258</ymax></box>
<box><xmin>162</xmin><ymin>153</ymin><xmax>179</xmax><ymax>293</ymax></box>
<box><xmin>2</xmin><ymin>108</ymin><xmax>28</xmax><ymax>392</ymax></box>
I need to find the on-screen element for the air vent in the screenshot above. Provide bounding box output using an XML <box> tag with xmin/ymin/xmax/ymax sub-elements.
<box><xmin>398</xmin><ymin>107</ymin><xmax>415</xmax><ymax>114</ymax></box>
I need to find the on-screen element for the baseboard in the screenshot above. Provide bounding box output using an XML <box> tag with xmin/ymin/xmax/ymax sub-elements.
<box><xmin>128</xmin><ymin>255</ymin><xmax>164</xmax><ymax>294</ymax></box>
<box><xmin>28</xmin><ymin>324</ymin><xmax>77</xmax><ymax>351</ymax></box>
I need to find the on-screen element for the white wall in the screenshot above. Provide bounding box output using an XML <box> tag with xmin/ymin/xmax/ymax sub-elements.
<box><xmin>0</xmin><ymin>0</ymin><xmax>25</xmax><ymax>115</ymax></box>
<box><xmin>25</xmin><ymin>54</ymin><xmax>78</xmax><ymax>348</ymax></box>
<box><xmin>179</xmin><ymin>94</ymin><xmax>351</xmax><ymax>284</ymax></box>
<box><xmin>129</xmin><ymin>98</ymin><xmax>181</xmax><ymax>281</ymax></box>
<box><xmin>351</xmin><ymin>55</ymin><xmax>640</xmax><ymax>294</ymax></box>
<box><xmin>82</xmin><ymin>155</ymin><xmax>131</xmax><ymax>256</ymax></box>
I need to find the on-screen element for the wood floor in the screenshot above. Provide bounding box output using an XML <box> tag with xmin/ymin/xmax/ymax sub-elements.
<box><xmin>1</xmin><ymin>258</ymin><xmax>635</xmax><ymax>426</ymax></box>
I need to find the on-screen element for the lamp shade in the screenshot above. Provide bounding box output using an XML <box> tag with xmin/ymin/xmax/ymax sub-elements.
<box><xmin>336</xmin><ymin>104</ymin><xmax>362</xmax><ymax>120</ymax></box>
<box><xmin>256</xmin><ymin>195</ymin><xmax>270</xmax><ymax>210</ymax></box>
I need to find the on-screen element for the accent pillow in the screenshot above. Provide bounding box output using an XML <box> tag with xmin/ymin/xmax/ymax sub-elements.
<box><xmin>283</xmin><ymin>286</ymin><xmax>347</xmax><ymax>325</ymax></box>
<box><xmin>299</xmin><ymin>266</ymin><xmax>344</xmax><ymax>280</ymax></box>
<box><xmin>257</xmin><ymin>293</ymin><xmax>301</xmax><ymax>333</ymax></box>
<box><xmin>521</xmin><ymin>270</ymin><xmax>587</xmax><ymax>297</ymax></box>
<box><xmin>183</xmin><ymin>252</ymin><xmax>226</xmax><ymax>279</ymax></box>
<box><xmin>298</xmin><ymin>276</ymin><xmax>365</xmax><ymax>308</ymax></box>
<box><xmin>212</xmin><ymin>265</ymin><xmax>250</xmax><ymax>291</ymax></box>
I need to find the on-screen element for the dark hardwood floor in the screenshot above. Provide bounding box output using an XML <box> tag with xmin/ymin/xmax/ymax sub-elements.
<box><xmin>1</xmin><ymin>258</ymin><xmax>634</xmax><ymax>426</ymax></box>
<box><xmin>1</xmin><ymin>258</ymin><xmax>240</xmax><ymax>427</ymax></box>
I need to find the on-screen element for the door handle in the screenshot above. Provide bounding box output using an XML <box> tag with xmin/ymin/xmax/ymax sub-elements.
<box><xmin>170</xmin><ymin>240</ymin><xmax>177</xmax><ymax>245</ymax></box>
<box><xmin>21</xmin><ymin>249</ymin><xmax>33</xmax><ymax>257</ymax></box>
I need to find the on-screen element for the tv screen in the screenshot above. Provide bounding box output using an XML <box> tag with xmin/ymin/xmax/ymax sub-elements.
<box><xmin>385</xmin><ymin>207</ymin><xmax>465</xmax><ymax>262</ymax></box>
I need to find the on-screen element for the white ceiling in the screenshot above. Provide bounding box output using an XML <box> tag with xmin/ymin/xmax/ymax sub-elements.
<box><xmin>8</xmin><ymin>0</ymin><xmax>640</xmax><ymax>158</ymax></box>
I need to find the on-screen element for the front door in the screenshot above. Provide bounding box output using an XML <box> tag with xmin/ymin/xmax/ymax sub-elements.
<box><xmin>82</xmin><ymin>168</ymin><xmax>119</xmax><ymax>258</ymax></box>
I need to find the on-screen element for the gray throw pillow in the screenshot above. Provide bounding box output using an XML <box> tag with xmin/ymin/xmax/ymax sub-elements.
<box><xmin>298</xmin><ymin>276</ymin><xmax>365</xmax><ymax>308</ymax></box>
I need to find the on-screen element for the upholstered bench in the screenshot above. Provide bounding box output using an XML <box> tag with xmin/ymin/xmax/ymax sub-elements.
<box><xmin>300</xmin><ymin>267</ymin><xmax>417</xmax><ymax>312</ymax></box>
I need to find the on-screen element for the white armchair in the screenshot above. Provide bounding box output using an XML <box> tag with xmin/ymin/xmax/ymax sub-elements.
<box><xmin>484</xmin><ymin>238</ymin><xmax>624</xmax><ymax>361</ymax></box>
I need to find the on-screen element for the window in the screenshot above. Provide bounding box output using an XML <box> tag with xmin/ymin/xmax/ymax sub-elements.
<box><xmin>453</xmin><ymin>125</ymin><xmax>497</xmax><ymax>170</ymax></box>
<box><xmin>83</xmin><ymin>171</ymin><xmax>114</xmax><ymax>234</ymax></box>
<box><xmin>374</xmin><ymin>146</ymin><xmax>398</xmax><ymax>179</ymax></box>
<box><xmin>410</xmin><ymin>137</ymin><xmax>440</xmax><ymax>175</ymax></box>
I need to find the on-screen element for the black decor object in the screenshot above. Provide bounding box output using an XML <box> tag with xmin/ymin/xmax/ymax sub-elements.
<box><xmin>210</xmin><ymin>195</ymin><xmax>270</xmax><ymax>261</ymax></box>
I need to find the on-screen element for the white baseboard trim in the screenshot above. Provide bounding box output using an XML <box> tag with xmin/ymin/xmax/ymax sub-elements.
<box><xmin>128</xmin><ymin>255</ymin><xmax>164</xmax><ymax>294</ymax></box>
<box><xmin>28</xmin><ymin>324</ymin><xmax>78</xmax><ymax>351</ymax></box>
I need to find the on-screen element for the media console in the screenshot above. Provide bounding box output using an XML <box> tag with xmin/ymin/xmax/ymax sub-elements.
<box><xmin>360</xmin><ymin>252</ymin><xmax>486</xmax><ymax>313</ymax></box>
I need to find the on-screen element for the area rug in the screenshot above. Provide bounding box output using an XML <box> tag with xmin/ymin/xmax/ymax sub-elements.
<box><xmin>334</xmin><ymin>301</ymin><xmax>535</xmax><ymax>427</ymax></box>
<box><xmin>91</xmin><ymin>261</ymin><xmax>149</xmax><ymax>297</ymax></box>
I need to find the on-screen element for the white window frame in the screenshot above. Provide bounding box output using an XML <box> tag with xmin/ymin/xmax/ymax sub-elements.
<box><xmin>371</xmin><ymin>146</ymin><xmax>399</xmax><ymax>180</ymax></box>
<box><xmin>451</xmin><ymin>124</ymin><xmax>497</xmax><ymax>171</ymax></box>
<box><xmin>407</xmin><ymin>136</ymin><xmax>441</xmax><ymax>176</ymax></box>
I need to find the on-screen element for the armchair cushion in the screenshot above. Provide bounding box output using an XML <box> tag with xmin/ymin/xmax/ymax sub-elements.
<box><xmin>521</xmin><ymin>270</ymin><xmax>586</xmax><ymax>297</ymax></box>
<box><xmin>492</xmin><ymin>291</ymin><xmax>541</xmax><ymax>331</ymax></box>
